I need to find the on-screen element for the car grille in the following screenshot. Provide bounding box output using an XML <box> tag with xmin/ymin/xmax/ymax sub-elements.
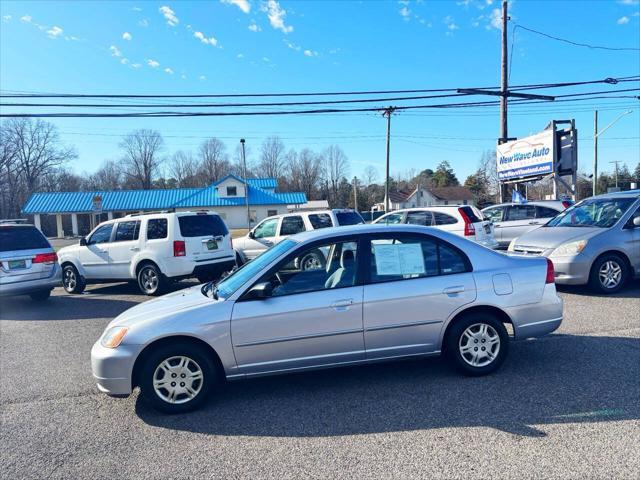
<box><xmin>513</xmin><ymin>245</ymin><xmax>545</xmax><ymax>255</ymax></box>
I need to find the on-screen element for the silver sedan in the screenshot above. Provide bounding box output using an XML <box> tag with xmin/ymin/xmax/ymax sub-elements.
<box><xmin>92</xmin><ymin>224</ymin><xmax>563</xmax><ymax>413</ymax></box>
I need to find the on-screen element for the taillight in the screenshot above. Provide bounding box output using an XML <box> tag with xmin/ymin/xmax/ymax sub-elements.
<box><xmin>33</xmin><ymin>252</ymin><xmax>57</xmax><ymax>264</ymax></box>
<box><xmin>545</xmin><ymin>258</ymin><xmax>555</xmax><ymax>284</ymax></box>
<box><xmin>561</xmin><ymin>201</ymin><xmax>572</xmax><ymax>209</ymax></box>
<box><xmin>173</xmin><ymin>240</ymin><xmax>186</xmax><ymax>257</ymax></box>
<box><xmin>458</xmin><ymin>208</ymin><xmax>476</xmax><ymax>236</ymax></box>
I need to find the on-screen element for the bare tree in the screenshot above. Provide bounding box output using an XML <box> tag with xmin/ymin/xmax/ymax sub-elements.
<box><xmin>295</xmin><ymin>148</ymin><xmax>322</xmax><ymax>198</ymax></box>
<box><xmin>259</xmin><ymin>136</ymin><xmax>286</xmax><ymax>178</ymax></box>
<box><xmin>0</xmin><ymin>123</ymin><xmax>20</xmax><ymax>217</ymax></box>
<box><xmin>84</xmin><ymin>160</ymin><xmax>123</xmax><ymax>191</ymax></box>
<box><xmin>169</xmin><ymin>150</ymin><xmax>199</xmax><ymax>187</ymax></box>
<box><xmin>323</xmin><ymin>145</ymin><xmax>350</xmax><ymax>205</ymax></box>
<box><xmin>3</xmin><ymin>118</ymin><xmax>76</xmax><ymax>192</ymax></box>
<box><xmin>362</xmin><ymin>165</ymin><xmax>379</xmax><ymax>186</ymax></box>
<box><xmin>198</xmin><ymin>138</ymin><xmax>230</xmax><ymax>183</ymax></box>
<box><xmin>119</xmin><ymin>129</ymin><xmax>164</xmax><ymax>189</ymax></box>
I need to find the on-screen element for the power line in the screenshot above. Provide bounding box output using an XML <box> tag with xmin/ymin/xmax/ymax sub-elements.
<box><xmin>513</xmin><ymin>23</ymin><xmax>640</xmax><ymax>51</ymax></box>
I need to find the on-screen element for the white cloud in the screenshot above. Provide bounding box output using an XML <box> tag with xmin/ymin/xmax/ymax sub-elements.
<box><xmin>284</xmin><ymin>39</ymin><xmax>301</xmax><ymax>51</ymax></box>
<box><xmin>131</xmin><ymin>63</ymin><xmax>142</xmax><ymax>69</ymax></box>
<box><xmin>164</xmin><ymin>67</ymin><xmax>174</xmax><ymax>74</ymax></box>
<box><xmin>262</xmin><ymin>56</ymin><xmax>270</xmax><ymax>62</ymax></box>
<box><xmin>181</xmin><ymin>74</ymin><xmax>187</xmax><ymax>79</ymax></box>
<box><xmin>20</xmin><ymin>15</ymin><xmax>32</xmax><ymax>23</ymax></box>
<box><xmin>303</xmin><ymin>49</ymin><xmax>317</xmax><ymax>57</ymax></box>
<box><xmin>109</xmin><ymin>45</ymin><xmax>122</xmax><ymax>57</ymax></box>
<box><xmin>221</xmin><ymin>0</ymin><xmax>251</xmax><ymax>13</ymax></box>
<box><xmin>122</xmin><ymin>32</ymin><xmax>132</xmax><ymax>41</ymax></box>
<box><xmin>444</xmin><ymin>16</ymin><xmax>459</xmax><ymax>32</ymax></box>
<box><xmin>617</xmin><ymin>16</ymin><xmax>630</xmax><ymax>24</ymax></box>
<box><xmin>194</xmin><ymin>31</ymin><xmax>218</xmax><ymax>46</ymax></box>
<box><xmin>633</xmin><ymin>11</ymin><xmax>640</xmax><ymax>16</ymax></box>
<box><xmin>488</xmin><ymin>8</ymin><xmax>502</xmax><ymax>29</ymax></box>
<box><xmin>120</xmin><ymin>58</ymin><xmax>129</xmax><ymax>65</ymax></box>
<box><xmin>618</xmin><ymin>0</ymin><xmax>639</xmax><ymax>5</ymax></box>
<box><xmin>237</xmin><ymin>53</ymin><xmax>244</xmax><ymax>58</ymax></box>
<box><xmin>147</xmin><ymin>59</ymin><xmax>160</xmax><ymax>68</ymax></box>
<box><xmin>159</xmin><ymin>6</ymin><xmax>179</xmax><ymax>26</ymax></box>
<box><xmin>199</xmin><ymin>75</ymin><xmax>206</xmax><ymax>81</ymax></box>
<box><xmin>248</xmin><ymin>22</ymin><xmax>261</xmax><ymax>32</ymax></box>
<box><xmin>263</xmin><ymin>0</ymin><xmax>293</xmax><ymax>34</ymax></box>
<box><xmin>138</xmin><ymin>19</ymin><xmax>149</xmax><ymax>27</ymax></box>
<box><xmin>399</xmin><ymin>6</ymin><xmax>411</xmax><ymax>20</ymax></box>
<box><xmin>132</xmin><ymin>7</ymin><xmax>142</xmax><ymax>12</ymax></box>
<box><xmin>2</xmin><ymin>15</ymin><xmax>11</xmax><ymax>22</ymax></box>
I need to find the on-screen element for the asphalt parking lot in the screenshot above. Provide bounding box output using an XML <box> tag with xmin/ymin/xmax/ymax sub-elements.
<box><xmin>1</xmin><ymin>280</ymin><xmax>639</xmax><ymax>479</ymax></box>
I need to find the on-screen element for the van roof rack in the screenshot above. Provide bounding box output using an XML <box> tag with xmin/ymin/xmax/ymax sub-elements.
<box><xmin>125</xmin><ymin>210</ymin><xmax>175</xmax><ymax>217</ymax></box>
<box><xmin>0</xmin><ymin>218</ymin><xmax>30</xmax><ymax>224</ymax></box>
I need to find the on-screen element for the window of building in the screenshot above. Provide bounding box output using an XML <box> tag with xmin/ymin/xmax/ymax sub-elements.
<box><xmin>267</xmin><ymin>209</ymin><xmax>278</xmax><ymax>217</ymax></box>
<box><xmin>280</xmin><ymin>216</ymin><xmax>306</xmax><ymax>236</ymax></box>
<box><xmin>114</xmin><ymin>221</ymin><xmax>140</xmax><ymax>242</ymax></box>
<box><xmin>226</xmin><ymin>186</ymin><xmax>237</xmax><ymax>196</ymax></box>
<box><xmin>147</xmin><ymin>219</ymin><xmax>168</xmax><ymax>240</ymax></box>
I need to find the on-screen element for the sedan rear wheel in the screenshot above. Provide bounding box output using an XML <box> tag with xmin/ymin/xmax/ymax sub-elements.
<box><xmin>446</xmin><ymin>314</ymin><xmax>509</xmax><ymax>376</ymax></box>
<box><xmin>139</xmin><ymin>342</ymin><xmax>217</xmax><ymax>413</ymax></box>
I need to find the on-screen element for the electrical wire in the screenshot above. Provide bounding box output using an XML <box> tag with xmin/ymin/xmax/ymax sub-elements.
<box><xmin>512</xmin><ymin>23</ymin><xmax>640</xmax><ymax>51</ymax></box>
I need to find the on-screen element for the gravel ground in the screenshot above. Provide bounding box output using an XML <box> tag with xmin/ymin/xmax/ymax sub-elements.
<box><xmin>1</xmin><ymin>280</ymin><xmax>638</xmax><ymax>479</ymax></box>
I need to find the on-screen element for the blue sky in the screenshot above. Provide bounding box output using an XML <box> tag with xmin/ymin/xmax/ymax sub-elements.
<box><xmin>1</xmin><ymin>0</ymin><xmax>639</xmax><ymax>183</ymax></box>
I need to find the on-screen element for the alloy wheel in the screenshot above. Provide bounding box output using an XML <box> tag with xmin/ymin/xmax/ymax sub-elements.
<box><xmin>598</xmin><ymin>260</ymin><xmax>622</xmax><ymax>289</ymax></box>
<box><xmin>458</xmin><ymin>323</ymin><xmax>501</xmax><ymax>368</ymax></box>
<box><xmin>152</xmin><ymin>356</ymin><xmax>204</xmax><ymax>404</ymax></box>
<box><xmin>140</xmin><ymin>267</ymin><xmax>159</xmax><ymax>293</ymax></box>
<box><xmin>63</xmin><ymin>268</ymin><xmax>76</xmax><ymax>291</ymax></box>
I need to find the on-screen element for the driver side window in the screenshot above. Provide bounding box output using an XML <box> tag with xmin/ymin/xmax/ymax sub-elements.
<box><xmin>88</xmin><ymin>224</ymin><xmax>113</xmax><ymax>245</ymax></box>
<box><xmin>266</xmin><ymin>240</ymin><xmax>359</xmax><ymax>297</ymax></box>
<box><xmin>253</xmin><ymin>218</ymin><xmax>278</xmax><ymax>239</ymax></box>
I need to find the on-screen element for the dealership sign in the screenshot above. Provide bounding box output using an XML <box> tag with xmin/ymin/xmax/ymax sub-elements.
<box><xmin>496</xmin><ymin>129</ymin><xmax>555</xmax><ymax>181</ymax></box>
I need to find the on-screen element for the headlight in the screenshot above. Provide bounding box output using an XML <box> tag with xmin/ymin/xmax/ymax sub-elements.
<box><xmin>550</xmin><ymin>240</ymin><xmax>588</xmax><ymax>257</ymax></box>
<box><xmin>100</xmin><ymin>327</ymin><xmax>129</xmax><ymax>348</ymax></box>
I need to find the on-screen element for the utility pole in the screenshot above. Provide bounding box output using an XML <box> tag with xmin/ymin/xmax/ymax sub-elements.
<box><xmin>240</xmin><ymin>138</ymin><xmax>250</xmax><ymax>229</ymax></box>
<box><xmin>352</xmin><ymin>176</ymin><xmax>359</xmax><ymax>212</ymax></box>
<box><xmin>500</xmin><ymin>0</ymin><xmax>508</xmax><ymax>145</ymax></box>
<box><xmin>383</xmin><ymin>106</ymin><xmax>395</xmax><ymax>213</ymax></box>
<box><xmin>610</xmin><ymin>160</ymin><xmax>621</xmax><ymax>189</ymax></box>
<box><xmin>593</xmin><ymin>110</ymin><xmax>598</xmax><ymax>196</ymax></box>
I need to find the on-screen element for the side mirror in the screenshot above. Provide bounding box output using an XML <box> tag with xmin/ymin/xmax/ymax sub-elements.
<box><xmin>248</xmin><ymin>230</ymin><xmax>255</xmax><ymax>239</ymax></box>
<box><xmin>244</xmin><ymin>282</ymin><xmax>273</xmax><ymax>300</ymax></box>
<box><xmin>79</xmin><ymin>237</ymin><xmax>87</xmax><ymax>246</ymax></box>
<box><xmin>633</xmin><ymin>216</ymin><xmax>640</xmax><ymax>227</ymax></box>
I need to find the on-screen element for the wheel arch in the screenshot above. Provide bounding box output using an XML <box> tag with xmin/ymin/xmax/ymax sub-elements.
<box><xmin>441</xmin><ymin>304</ymin><xmax>513</xmax><ymax>352</ymax></box>
<box><xmin>589</xmin><ymin>249</ymin><xmax>632</xmax><ymax>276</ymax></box>
<box><xmin>133</xmin><ymin>258</ymin><xmax>161</xmax><ymax>277</ymax></box>
<box><xmin>60</xmin><ymin>258</ymin><xmax>85</xmax><ymax>277</ymax></box>
<box><xmin>131</xmin><ymin>335</ymin><xmax>225</xmax><ymax>390</ymax></box>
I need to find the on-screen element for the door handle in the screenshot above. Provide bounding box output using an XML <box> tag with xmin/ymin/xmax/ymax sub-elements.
<box><xmin>96</xmin><ymin>249</ymin><xmax>107</xmax><ymax>254</ymax></box>
<box><xmin>129</xmin><ymin>246</ymin><xmax>140</xmax><ymax>251</ymax></box>
<box><xmin>443</xmin><ymin>286</ymin><xmax>465</xmax><ymax>295</ymax></box>
<box><xmin>494</xmin><ymin>224</ymin><xmax>502</xmax><ymax>228</ymax></box>
<box><xmin>330</xmin><ymin>298</ymin><xmax>353</xmax><ymax>309</ymax></box>
<box><xmin>529</xmin><ymin>221</ymin><xmax>540</xmax><ymax>225</ymax></box>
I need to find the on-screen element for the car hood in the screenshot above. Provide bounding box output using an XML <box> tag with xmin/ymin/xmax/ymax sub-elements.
<box><xmin>109</xmin><ymin>285</ymin><xmax>220</xmax><ymax>329</ymax></box>
<box><xmin>514</xmin><ymin>226</ymin><xmax>603</xmax><ymax>249</ymax></box>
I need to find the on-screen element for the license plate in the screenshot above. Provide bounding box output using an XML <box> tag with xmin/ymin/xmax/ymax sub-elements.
<box><xmin>8</xmin><ymin>260</ymin><xmax>26</xmax><ymax>269</ymax></box>
<box><xmin>484</xmin><ymin>225</ymin><xmax>491</xmax><ymax>234</ymax></box>
<box><xmin>206</xmin><ymin>239</ymin><xmax>218</xmax><ymax>250</ymax></box>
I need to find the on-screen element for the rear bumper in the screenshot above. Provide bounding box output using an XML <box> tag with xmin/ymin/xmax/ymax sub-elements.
<box><xmin>192</xmin><ymin>259</ymin><xmax>236</xmax><ymax>279</ymax></box>
<box><xmin>0</xmin><ymin>264</ymin><xmax>61</xmax><ymax>297</ymax></box>
<box><xmin>91</xmin><ymin>341</ymin><xmax>142</xmax><ymax>396</ymax></box>
<box><xmin>162</xmin><ymin>255</ymin><xmax>236</xmax><ymax>279</ymax></box>
<box><xmin>508</xmin><ymin>284</ymin><xmax>564</xmax><ymax>339</ymax></box>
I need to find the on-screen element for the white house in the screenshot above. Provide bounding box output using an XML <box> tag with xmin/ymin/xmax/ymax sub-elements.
<box><xmin>377</xmin><ymin>186</ymin><xmax>475</xmax><ymax>211</ymax></box>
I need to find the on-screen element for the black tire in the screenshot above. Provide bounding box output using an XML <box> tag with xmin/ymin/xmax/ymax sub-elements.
<box><xmin>29</xmin><ymin>289</ymin><xmax>51</xmax><ymax>301</ymax></box>
<box><xmin>299</xmin><ymin>250</ymin><xmax>326</xmax><ymax>271</ymax></box>
<box><xmin>137</xmin><ymin>263</ymin><xmax>166</xmax><ymax>296</ymax></box>
<box><xmin>445</xmin><ymin>313</ymin><xmax>509</xmax><ymax>376</ymax></box>
<box><xmin>62</xmin><ymin>264</ymin><xmax>86</xmax><ymax>294</ymax></box>
<box><xmin>139</xmin><ymin>342</ymin><xmax>218</xmax><ymax>414</ymax></box>
<box><xmin>589</xmin><ymin>253</ymin><xmax>628</xmax><ymax>294</ymax></box>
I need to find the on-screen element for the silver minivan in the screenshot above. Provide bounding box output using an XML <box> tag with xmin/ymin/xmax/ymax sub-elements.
<box><xmin>0</xmin><ymin>221</ymin><xmax>61</xmax><ymax>301</ymax></box>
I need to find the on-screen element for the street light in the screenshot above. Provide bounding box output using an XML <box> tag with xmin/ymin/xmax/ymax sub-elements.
<box><xmin>593</xmin><ymin>109</ymin><xmax>633</xmax><ymax>196</ymax></box>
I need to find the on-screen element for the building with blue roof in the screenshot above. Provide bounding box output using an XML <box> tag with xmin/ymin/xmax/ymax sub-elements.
<box><xmin>22</xmin><ymin>175</ymin><xmax>307</xmax><ymax>237</ymax></box>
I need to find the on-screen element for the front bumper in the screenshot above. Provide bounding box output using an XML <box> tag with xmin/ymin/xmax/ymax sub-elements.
<box><xmin>548</xmin><ymin>255</ymin><xmax>591</xmax><ymax>285</ymax></box>
<box><xmin>0</xmin><ymin>264</ymin><xmax>62</xmax><ymax>297</ymax></box>
<box><xmin>91</xmin><ymin>341</ymin><xmax>143</xmax><ymax>396</ymax></box>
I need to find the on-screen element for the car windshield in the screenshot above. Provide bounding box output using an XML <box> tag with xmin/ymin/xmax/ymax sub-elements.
<box><xmin>546</xmin><ymin>197</ymin><xmax>635</xmax><ymax>228</ymax></box>
<box><xmin>212</xmin><ymin>239</ymin><xmax>297</xmax><ymax>299</ymax></box>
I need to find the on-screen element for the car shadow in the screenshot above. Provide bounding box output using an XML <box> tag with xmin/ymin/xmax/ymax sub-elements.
<box><xmin>0</xmin><ymin>294</ymin><xmax>139</xmax><ymax>321</ymax></box>
<box><xmin>556</xmin><ymin>279</ymin><xmax>640</xmax><ymax>299</ymax></box>
<box><xmin>135</xmin><ymin>334</ymin><xmax>639</xmax><ymax>438</ymax></box>
<box><xmin>84</xmin><ymin>280</ymin><xmax>199</xmax><ymax>296</ymax></box>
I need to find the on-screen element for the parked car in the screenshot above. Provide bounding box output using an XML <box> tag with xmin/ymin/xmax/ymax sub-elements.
<box><xmin>508</xmin><ymin>190</ymin><xmax>640</xmax><ymax>293</ymax></box>
<box><xmin>482</xmin><ymin>200</ymin><xmax>573</xmax><ymax>249</ymax></box>
<box><xmin>0</xmin><ymin>221</ymin><xmax>61</xmax><ymax>301</ymax></box>
<box><xmin>91</xmin><ymin>223</ymin><xmax>562</xmax><ymax>413</ymax></box>
<box><xmin>233</xmin><ymin>209</ymin><xmax>365</xmax><ymax>264</ymax></box>
<box><xmin>58</xmin><ymin>211</ymin><xmax>235</xmax><ymax>296</ymax></box>
<box><xmin>372</xmin><ymin>206</ymin><xmax>499</xmax><ymax>250</ymax></box>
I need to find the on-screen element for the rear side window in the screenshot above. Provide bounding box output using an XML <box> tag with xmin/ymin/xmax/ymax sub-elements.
<box><xmin>178</xmin><ymin>215</ymin><xmax>228</xmax><ymax>237</ymax></box>
<box><xmin>483</xmin><ymin>207</ymin><xmax>504</xmax><ymax>222</ymax></box>
<box><xmin>280</xmin><ymin>216</ymin><xmax>306</xmax><ymax>236</ymax></box>
<box><xmin>0</xmin><ymin>226</ymin><xmax>50</xmax><ymax>252</ymax></box>
<box><xmin>114</xmin><ymin>221</ymin><xmax>140</xmax><ymax>242</ymax></box>
<box><xmin>147</xmin><ymin>219</ymin><xmax>168</xmax><ymax>240</ymax></box>
<box><xmin>536</xmin><ymin>206</ymin><xmax>560</xmax><ymax>218</ymax></box>
<box><xmin>378</xmin><ymin>212</ymin><xmax>404</xmax><ymax>224</ymax></box>
<box><xmin>439</xmin><ymin>243</ymin><xmax>468</xmax><ymax>274</ymax></box>
<box><xmin>335</xmin><ymin>211</ymin><xmax>365</xmax><ymax>226</ymax></box>
<box><xmin>406</xmin><ymin>211</ymin><xmax>433</xmax><ymax>226</ymax></box>
<box><xmin>433</xmin><ymin>212</ymin><xmax>458</xmax><ymax>225</ymax></box>
<box><xmin>507</xmin><ymin>205</ymin><xmax>536</xmax><ymax>221</ymax></box>
<box><xmin>308</xmin><ymin>213</ymin><xmax>333</xmax><ymax>229</ymax></box>
<box><xmin>459</xmin><ymin>206</ymin><xmax>482</xmax><ymax>223</ymax></box>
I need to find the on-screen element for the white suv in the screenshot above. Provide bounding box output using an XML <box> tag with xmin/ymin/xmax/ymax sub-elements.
<box><xmin>373</xmin><ymin>205</ymin><xmax>499</xmax><ymax>249</ymax></box>
<box><xmin>234</xmin><ymin>209</ymin><xmax>364</xmax><ymax>264</ymax></box>
<box><xmin>58</xmin><ymin>211</ymin><xmax>235</xmax><ymax>295</ymax></box>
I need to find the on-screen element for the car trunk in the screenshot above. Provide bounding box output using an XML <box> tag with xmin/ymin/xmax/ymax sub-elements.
<box><xmin>458</xmin><ymin>206</ymin><xmax>495</xmax><ymax>243</ymax></box>
<box><xmin>0</xmin><ymin>226</ymin><xmax>56</xmax><ymax>286</ymax></box>
<box><xmin>177</xmin><ymin>214</ymin><xmax>231</xmax><ymax>261</ymax></box>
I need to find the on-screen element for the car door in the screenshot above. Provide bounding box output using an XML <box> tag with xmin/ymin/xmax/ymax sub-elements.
<box><xmin>362</xmin><ymin>233</ymin><xmax>476</xmax><ymax>359</ymax></box>
<box><xmin>108</xmin><ymin>220</ymin><xmax>141</xmax><ymax>279</ymax></box>
<box><xmin>79</xmin><ymin>224</ymin><xmax>113</xmax><ymax>279</ymax></box>
<box><xmin>624</xmin><ymin>206</ymin><xmax>640</xmax><ymax>276</ymax></box>
<box><xmin>230</xmin><ymin>238</ymin><xmax>365</xmax><ymax>375</ymax></box>
<box><xmin>502</xmin><ymin>204</ymin><xmax>538</xmax><ymax>245</ymax></box>
<box><xmin>243</xmin><ymin>217</ymin><xmax>280</xmax><ymax>260</ymax></box>
<box><xmin>483</xmin><ymin>206</ymin><xmax>506</xmax><ymax>245</ymax></box>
